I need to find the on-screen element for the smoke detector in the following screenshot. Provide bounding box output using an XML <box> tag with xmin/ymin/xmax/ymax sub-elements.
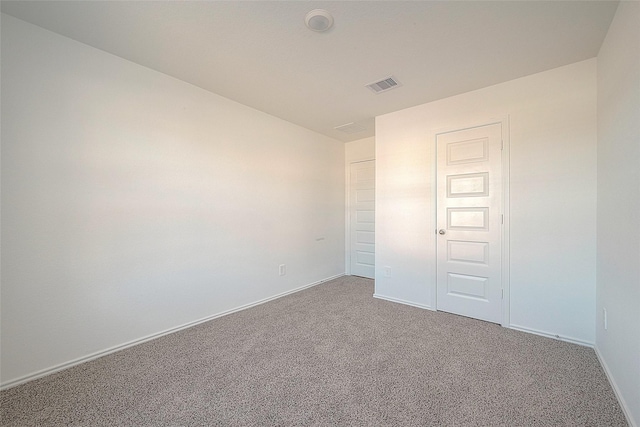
<box><xmin>305</xmin><ymin>9</ymin><xmax>334</xmax><ymax>32</ymax></box>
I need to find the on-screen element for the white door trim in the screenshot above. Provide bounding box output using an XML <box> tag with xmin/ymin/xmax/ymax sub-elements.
<box><xmin>346</xmin><ymin>159</ymin><xmax>375</xmax><ymax>277</ymax></box>
<box><xmin>432</xmin><ymin>117</ymin><xmax>510</xmax><ymax>326</ymax></box>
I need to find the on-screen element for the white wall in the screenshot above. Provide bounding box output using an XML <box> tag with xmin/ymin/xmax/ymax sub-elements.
<box><xmin>376</xmin><ymin>59</ymin><xmax>598</xmax><ymax>344</ymax></box>
<box><xmin>345</xmin><ymin>137</ymin><xmax>375</xmax><ymax>165</ymax></box>
<box><xmin>596</xmin><ymin>2</ymin><xmax>640</xmax><ymax>425</ymax></box>
<box><xmin>0</xmin><ymin>14</ymin><xmax>345</xmax><ymax>386</ymax></box>
<box><xmin>344</xmin><ymin>137</ymin><xmax>376</xmax><ymax>275</ymax></box>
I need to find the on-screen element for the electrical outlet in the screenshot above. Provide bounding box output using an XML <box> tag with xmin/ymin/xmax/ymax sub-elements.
<box><xmin>279</xmin><ymin>264</ymin><xmax>286</xmax><ymax>276</ymax></box>
<box><xmin>384</xmin><ymin>266</ymin><xmax>392</xmax><ymax>277</ymax></box>
<box><xmin>603</xmin><ymin>308</ymin><xmax>608</xmax><ymax>330</ymax></box>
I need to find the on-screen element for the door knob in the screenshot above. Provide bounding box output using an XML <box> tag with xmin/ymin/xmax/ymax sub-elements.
<box><xmin>438</xmin><ymin>229</ymin><xmax>446</xmax><ymax>235</ymax></box>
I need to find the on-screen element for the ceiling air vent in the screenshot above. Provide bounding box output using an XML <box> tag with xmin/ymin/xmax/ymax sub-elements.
<box><xmin>334</xmin><ymin>122</ymin><xmax>366</xmax><ymax>134</ymax></box>
<box><xmin>366</xmin><ymin>76</ymin><xmax>401</xmax><ymax>94</ymax></box>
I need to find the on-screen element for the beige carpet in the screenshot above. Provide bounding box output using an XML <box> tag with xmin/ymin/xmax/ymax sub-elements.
<box><xmin>0</xmin><ymin>276</ymin><xmax>627</xmax><ymax>426</ymax></box>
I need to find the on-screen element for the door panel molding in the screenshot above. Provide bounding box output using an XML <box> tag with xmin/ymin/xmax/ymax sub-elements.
<box><xmin>433</xmin><ymin>117</ymin><xmax>510</xmax><ymax>326</ymax></box>
<box><xmin>348</xmin><ymin>159</ymin><xmax>375</xmax><ymax>279</ymax></box>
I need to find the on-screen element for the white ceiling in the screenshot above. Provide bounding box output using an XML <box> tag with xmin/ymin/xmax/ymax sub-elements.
<box><xmin>1</xmin><ymin>1</ymin><xmax>618</xmax><ymax>142</ymax></box>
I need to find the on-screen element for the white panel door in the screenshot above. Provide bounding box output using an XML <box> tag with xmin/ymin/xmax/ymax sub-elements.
<box><xmin>350</xmin><ymin>160</ymin><xmax>375</xmax><ymax>279</ymax></box>
<box><xmin>436</xmin><ymin>123</ymin><xmax>502</xmax><ymax>323</ymax></box>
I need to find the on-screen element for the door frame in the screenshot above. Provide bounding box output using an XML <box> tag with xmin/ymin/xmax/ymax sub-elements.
<box><xmin>346</xmin><ymin>158</ymin><xmax>375</xmax><ymax>277</ymax></box>
<box><xmin>431</xmin><ymin>117</ymin><xmax>510</xmax><ymax>326</ymax></box>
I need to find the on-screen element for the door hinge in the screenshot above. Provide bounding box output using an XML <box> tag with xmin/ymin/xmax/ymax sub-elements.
<box><xmin>501</xmin><ymin>140</ymin><xmax>504</xmax><ymax>150</ymax></box>
<box><xmin>501</xmin><ymin>214</ymin><xmax>504</xmax><ymax>224</ymax></box>
<box><xmin>501</xmin><ymin>289</ymin><xmax>504</xmax><ymax>299</ymax></box>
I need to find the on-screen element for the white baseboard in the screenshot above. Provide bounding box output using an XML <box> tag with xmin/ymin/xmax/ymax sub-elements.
<box><xmin>373</xmin><ymin>293</ymin><xmax>434</xmax><ymax>311</ymax></box>
<box><xmin>508</xmin><ymin>324</ymin><xmax>594</xmax><ymax>347</ymax></box>
<box><xmin>594</xmin><ymin>346</ymin><xmax>638</xmax><ymax>427</ymax></box>
<box><xmin>0</xmin><ymin>273</ymin><xmax>345</xmax><ymax>391</ymax></box>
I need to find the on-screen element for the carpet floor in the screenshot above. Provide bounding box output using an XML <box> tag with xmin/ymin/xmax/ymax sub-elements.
<box><xmin>0</xmin><ymin>276</ymin><xmax>627</xmax><ymax>426</ymax></box>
